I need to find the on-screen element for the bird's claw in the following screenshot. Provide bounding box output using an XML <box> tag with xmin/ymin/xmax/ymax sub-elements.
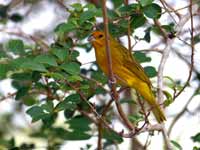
<box><xmin>108</xmin><ymin>77</ymin><xmax>116</xmax><ymax>86</ymax></box>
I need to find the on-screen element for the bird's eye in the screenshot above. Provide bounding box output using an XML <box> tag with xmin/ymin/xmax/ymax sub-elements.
<box><xmin>98</xmin><ymin>34</ymin><xmax>103</xmax><ymax>38</ymax></box>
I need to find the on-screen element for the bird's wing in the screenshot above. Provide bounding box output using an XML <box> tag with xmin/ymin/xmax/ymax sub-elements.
<box><xmin>116</xmin><ymin>43</ymin><xmax>152</xmax><ymax>85</ymax></box>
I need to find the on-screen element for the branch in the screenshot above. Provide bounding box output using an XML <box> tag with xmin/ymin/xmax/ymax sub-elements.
<box><xmin>157</xmin><ymin>4</ymin><xmax>196</xmax><ymax>104</ymax></box>
<box><xmin>101</xmin><ymin>0</ymin><xmax>135</xmax><ymax>131</ymax></box>
<box><xmin>124</xmin><ymin>0</ymin><xmax>132</xmax><ymax>54</ymax></box>
<box><xmin>160</xmin><ymin>0</ymin><xmax>181</xmax><ymax>19</ymax></box>
<box><xmin>173</xmin><ymin>0</ymin><xmax>195</xmax><ymax>100</ymax></box>
<box><xmin>156</xmin><ymin>3</ymin><xmax>198</xmax><ymax>149</ymax></box>
<box><xmin>0</xmin><ymin>29</ymin><xmax>49</xmax><ymax>52</ymax></box>
<box><xmin>0</xmin><ymin>92</ymin><xmax>17</xmax><ymax>102</ymax></box>
<box><xmin>97</xmin><ymin>121</ymin><xmax>102</xmax><ymax>150</ymax></box>
<box><xmin>80</xmin><ymin>74</ymin><xmax>109</xmax><ymax>93</ymax></box>
<box><xmin>134</xmin><ymin>48</ymin><xmax>163</xmax><ymax>54</ymax></box>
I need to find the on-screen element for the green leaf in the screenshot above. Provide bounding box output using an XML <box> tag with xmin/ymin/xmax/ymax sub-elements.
<box><xmin>22</xmin><ymin>95</ymin><xmax>37</xmax><ymax>106</ymax></box>
<box><xmin>91</xmin><ymin>70</ymin><xmax>107</xmax><ymax>84</ymax></box>
<box><xmin>107</xmin><ymin>10</ymin><xmax>119</xmax><ymax>20</ymax></box>
<box><xmin>144</xmin><ymin>66</ymin><xmax>157</xmax><ymax>78</ymax></box>
<box><xmin>164</xmin><ymin>76</ymin><xmax>177</xmax><ymax>90</ymax></box>
<box><xmin>133</xmin><ymin>51</ymin><xmax>151</xmax><ymax>63</ymax></box>
<box><xmin>120</xmin><ymin>98</ymin><xmax>137</xmax><ymax>105</ymax></box>
<box><xmin>64</xmin><ymin>109</ymin><xmax>75</xmax><ymax>119</ymax></box>
<box><xmin>140</xmin><ymin>0</ymin><xmax>153</xmax><ymax>6</ymax></box>
<box><xmin>64</xmin><ymin>131</ymin><xmax>91</xmax><ymax>140</ymax></box>
<box><xmin>152</xmin><ymin>23</ymin><xmax>175</xmax><ymax>36</ymax></box>
<box><xmin>66</xmin><ymin>116</ymin><xmax>91</xmax><ymax>131</ymax></box>
<box><xmin>11</xmin><ymin>80</ymin><xmax>28</xmax><ymax>90</ymax></box>
<box><xmin>0</xmin><ymin>64</ymin><xmax>10</xmax><ymax>79</ymax></box>
<box><xmin>118</xmin><ymin>19</ymin><xmax>128</xmax><ymax>28</ymax></box>
<box><xmin>9</xmin><ymin>13</ymin><xmax>23</xmax><ymax>22</ymax></box>
<box><xmin>54</xmin><ymin>128</ymin><xmax>91</xmax><ymax>140</ymax></box>
<box><xmin>15</xmin><ymin>87</ymin><xmax>29</xmax><ymax>100</ymax></box>
<box><xmin>109</xmin><ymin>23</ymin><xmax>127</xmax><ymax>37</ymax></box>
<box><xmin>42</xmin><ymin>113</ymin><xmax>56</xmax><ymax>127</ymax></box>
<box><xmin>102</xmin><ymin>129</ymin><xmax>123</xmax><ymax>143</ymax></box>
<box><xmin>131</xmin><ymin>14</ymin><xmax>146</xmax><ymax>29</ymax></box>
<box><xmin>48</xmin><ymin>72</ymin><xmax>65</xmax><ymax>80</ymax></box>
<box><xmin>7</xmin><ymin>39</ymin><xmax>24</xmax><ymax>55</ymax></box>
<box><xmin>95</xmin><ymin>87</ymin><xmax>107</xmax><ymax>95</ymax></box>
<box><xmin>64</xmin><ymin>93</ymin><xmax>81</xmax><ymax>103</ymax></box>
<box><xmin>57</xmin><ymin>22</ymin><xmax>76</xmax><ymax>33</ymax></box>
<box><xmin>113</xmin><ymin>0</ymin><xmax>124</xmax><ymax>8</ymax></box>
<box><xmin>84</xmin><ymin>3</ymin><xmax>96</xmax><ymax>10</ymax></box>
<box><xmin>60</xmin><ymin>62</ymin><xmax>80</xmax><ymax>75</ymax></box>
<box><xmin>128</xmin><ymin>114</ymin><xmax>143</xmax><ymax>123</ymax></box>
<box><xmin>26</xmin><ymin>106</ymin><xmax>48</xmax><ymax>122</ymax></box>
<box><xmin>21</xmin><ymin>61</ymin><xmax>47</xmax><ymax>72</ymax></box>
<box><xmin>0</xmin><ymin>4</ymin><xmax>9</xmax><ymax>18</ymax></box>
<box><xmin>143</xmin><ymin>3</ymin><xmax>162</xmax><ymax>19</ymax></box>
<box><xmin>55</xmin><ymin>94</ymin><xmax>81</xmax><ymax>112</ymax></box>
<box><xmin>51</xmin><ymin>48</ymin><xmax>68</xmax><ymax>62</ymax></box>
<box><xmin>32</xmin><ymin>71</ymin><xmax>41</xmax><ymax>82</ymax></box>
<box><xmin>0</xmin><ymin>138</ymin><xmax>15</xmax><ymax>149</ymax></box>
<box><xmin>0</xmin><ymin>47</ymin><xmax>7</xmax><ymax>58</ymax></box>
<box><xmin>191</xmin><ymin>133</ymin><xmax>200</xmax><ymax>143</ymax></box>
<box><xmin>71</xmin><ymin>3</ymin><xmax>82</xmax><ymax>12</ymax></box>
<box><xmin>94</xmin><ymin>8</ymin><xmax>102</xmax><ymax>17</ymax></box>
<box><xmin>70</xmin><ymin>50</ymin><xmax>80</xmax><ymax>60</ymax></box>
<box><xmin>67</xmin><ymin>75</ymin><xmax>83</xmax><ymax>82</ymax></box>
<box><xmin>34</xmin><ymin>54</ymin><xmax>57</xmax><ymax>66</ymax></box>
<box><xmin>118</xmin><ymin>4</ymin><xmax>139</xmax><ymax>16</ymax></box>
<box><xmin>41</xmin><ymin>101</ymin><xmax>54</xmax><ymax>113</ymax></box>
<box><xmin>11</xmin><ymin>72</ymin><xmax>32</xmax><ymax>81</ymax></box>
<box><xmin>10</xmin><ymin>57</ymin><xmax>30</xmax><ymax>70</ymax></box>
<box><xmin>194</xmin><ymin>34</ymin><xmax>200</xmax><ymax>44</ymax></box>
<box><xmin>163</xmin><ymin>90</ymin><xmax>173</xmax><ymax>107</ymax></box>
<box><xmin>80</xmin><ymin>10</ymin><xmax>96</xmax><ymax>24</ymax></box>
<box><xmin>193</xmin><ymin>146</ymin><xmax>200</xmax><ymax>150</ymax></box>
<box><xmin>143</xmin><ymin>27</ymin><xmax>151</xmax><ymax>42</ymax></box>
<box><xmin>171</xmin><ymin>140</ymin><xmax>182</xmax><ymax>150</ymax></box>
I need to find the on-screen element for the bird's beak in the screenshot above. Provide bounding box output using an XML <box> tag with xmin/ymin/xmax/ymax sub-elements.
<box><xmin>88</xmin><ymin>34</ymin><xmax>95</xmax><ymax>42</ymax></box>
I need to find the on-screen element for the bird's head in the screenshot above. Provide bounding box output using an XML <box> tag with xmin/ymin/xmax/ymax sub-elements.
<box><xmin>88</xmin><ymin>31</ymin><xmax>105</xmax><ymax>47</ymax></box>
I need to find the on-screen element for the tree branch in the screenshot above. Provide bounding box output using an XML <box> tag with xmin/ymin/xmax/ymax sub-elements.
<box><xmin>101</xmin><ymin>0</ymin><xmax>135</xmax><ymax>131</ymax></box>
<box><xmin>173</xmin><ymin>0</ymin><xmax>194</xmax><ymax>100</ymax></box>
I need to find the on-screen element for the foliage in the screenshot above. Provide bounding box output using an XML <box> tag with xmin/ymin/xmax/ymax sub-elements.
<box><xmin>0</xmin><ymin>0</ymin><xmax>199</xmax><ymax>149</ymax></box>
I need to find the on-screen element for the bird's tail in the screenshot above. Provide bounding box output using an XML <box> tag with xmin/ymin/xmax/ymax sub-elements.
<box><xmin>135</xmin><ymin>83</ymin><xmax>166</xmax><ymax>123</ymax></box>
<box><xmin>151</xmin><ymin>103</ymin><xmax>166</xmax><ymax>123</ymax></box>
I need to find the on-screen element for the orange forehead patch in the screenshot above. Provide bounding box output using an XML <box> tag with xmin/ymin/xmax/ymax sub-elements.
<box><xmin>91</xmin><ymin>31</ymin><xmax>104</xmax><ymax>39</ymax></box>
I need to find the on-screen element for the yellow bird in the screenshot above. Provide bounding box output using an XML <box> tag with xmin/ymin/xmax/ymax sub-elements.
<box><xmin>88</xmin><ymin>31</ymin><xmax>166</xmax><ymax>123</ymax></box>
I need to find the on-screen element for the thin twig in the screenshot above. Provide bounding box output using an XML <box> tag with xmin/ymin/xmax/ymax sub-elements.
<box><xmin>168</xmin><ymin>91</ymin><xmax>196</xmax><ymax>136</ymax></box>
<box><xmin>101</xmin><ymin>99</ymin><xmax>114</xmax><ymax>116</ymax></box>
<box><xmin>159</xmin><ymin>0</ymin><xmax>180</xmax><ymax>19</ymax></box>
<box><xmin>0</xmin><ymin>29</ymin><xmax>49</xmax><ymax>52</ymax></box>
<box><xmin>154</xmin><ymin>20</ymin><xmax>168</xmax><ymax>41</ymax></box>
<box><xmin>161</xmin><ymin>123</ymin><xmax>172</xmax><ymax>150</ymax></box>
<box><xmin>97</xmin><ymin>121</ymin><xmax>102</xmax><ymax>150</ymax></box>
<box><xmin>80</xmin><ymin>74</ymin><xmax>109</xmax><ymax>93</ymax></box>
<box><xmin>124</xmin><ymin>0</ymin><xmax>132</xmax><ymax>54</ymax></box>
<box><xmin>134</xmin><ymin>48</ymin><xmax>163</xmax><ymax>54</ymax></box>
<box><xmin>0</xmin><ymin>92</ymin><xmax>17</xmax><ymax>102</ymax></box>
<box><xmin>161</xmin><ymin>0</ymin><xmax>200</xmax><ymax>15</ymax></box>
